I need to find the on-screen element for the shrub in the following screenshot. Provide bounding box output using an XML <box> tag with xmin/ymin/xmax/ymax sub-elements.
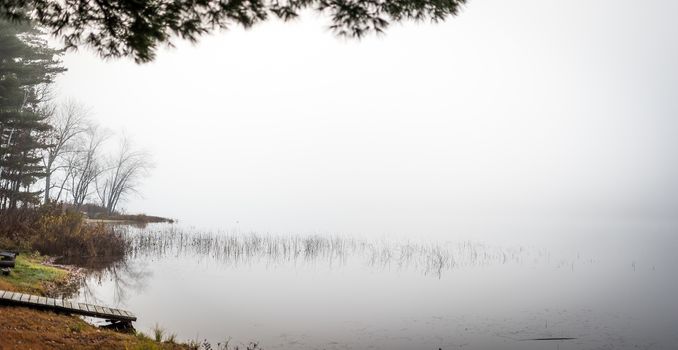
<box><xmin>0</xmin><ymin>204</ymin><xmax>129</xmax><ymax>259</ymax></box>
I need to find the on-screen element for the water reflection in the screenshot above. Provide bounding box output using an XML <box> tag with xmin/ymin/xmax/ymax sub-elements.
<box><xmin>83</xmin><ymin>259</ymin><xmax>151</xmax><ymax>305</ymax></box>
<box><xmin>59</xmin><ymin>255</ymin><xmax>152</xmax><ymax>305</ymax></box>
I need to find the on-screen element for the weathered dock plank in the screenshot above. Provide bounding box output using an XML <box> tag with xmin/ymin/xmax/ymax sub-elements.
<box><xmin>0</xmin><ymin>289</ymin><xmax>136</xmax><ymax>322</ymax></box>
<box><xmin>78</xmin><ymin>303</ymin><xmax>87</xmax><ymax>312</ymax></box>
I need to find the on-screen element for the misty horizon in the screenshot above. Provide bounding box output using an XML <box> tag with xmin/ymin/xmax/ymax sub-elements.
<box><xmin>51</xmin><ymin>0</ymin><xmax>678</xmax><ymax>237</ymax></box>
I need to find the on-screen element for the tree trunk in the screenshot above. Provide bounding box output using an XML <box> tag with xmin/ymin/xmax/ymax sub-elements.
<box><xmin>44</xmin><ymin>172</ymin><xmax>51</xmax><ymax>204</ymax></box>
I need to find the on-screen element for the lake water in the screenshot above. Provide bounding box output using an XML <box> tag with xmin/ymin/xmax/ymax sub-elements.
<box><xmin>71</xmin><ymin>221</ymin><xmax>678</xmax><ymax>349</ymax></box>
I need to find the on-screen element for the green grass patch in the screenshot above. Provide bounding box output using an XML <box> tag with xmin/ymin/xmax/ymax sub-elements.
<box><xmin>0</xmin><ymin>254</ymin><xmax>68</xmax><ymax>295</ymax></box>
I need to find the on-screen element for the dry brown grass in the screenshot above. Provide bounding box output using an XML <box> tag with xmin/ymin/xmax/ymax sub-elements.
<box><xmin>0</xmin><ymin>306</ymin><xmax>189</xmax><ymax>350</ymax></box>
<box><xmin>0</xmin><ymin>204</ymin><xmax>129</xmax><ymax>258</ymax></box>
<box><xmin>0</xmin><ymin>279</ymin><xmax>16</xmax><ymax>292</ymax></box>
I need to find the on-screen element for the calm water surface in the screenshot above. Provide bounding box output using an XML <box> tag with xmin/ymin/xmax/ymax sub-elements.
<box><xmin>71</xmin><ymin>222</ymin><xmax>678</xmax><ymax>349</ymax></box>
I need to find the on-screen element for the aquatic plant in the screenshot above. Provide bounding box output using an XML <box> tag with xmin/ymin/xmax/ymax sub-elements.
<box><xmin>114</xmin><ymin>225</ymin><xmax>541</xmax><ymax>278</ymax></box>
<box><xmin>152</xmin><ymin>323</ymin><xmax>165</xmax><ymax>342</ymax></box>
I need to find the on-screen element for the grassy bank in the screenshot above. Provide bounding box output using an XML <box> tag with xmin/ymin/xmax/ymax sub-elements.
<box><xmin>0</xmin><ymin>254</ymin><xmax>68</xmax><ymax>295</ymax></box>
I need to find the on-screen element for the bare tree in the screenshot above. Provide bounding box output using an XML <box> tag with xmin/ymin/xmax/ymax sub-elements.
<box><xmin>97</xmin><ymin>136</ymin><xmax>152</xmax><ymax>215</ymax></box>
<box><xmin>67</xmin><ymin>125</ymin><xmax>108</xmax><ymax>209</ymax></box>
<box><xmin>42</xmin><ymin>100</ymin><xmax>88</xmax><ymax>204</ymax></box>
<box><xmin>52</xmin><ymin>149</ymin><xmax>79</xmax><ymax>204</ymax></box>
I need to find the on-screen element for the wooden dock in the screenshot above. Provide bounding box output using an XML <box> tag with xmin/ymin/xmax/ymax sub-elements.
<box><xmin>0</xmin><ymin>290</ymin><xmax>136</xmax><ymax>323</ymax></box>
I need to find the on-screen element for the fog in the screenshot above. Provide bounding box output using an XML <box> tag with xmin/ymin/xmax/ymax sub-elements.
<box><xmin>54</xmin><ymin>0</ymin><xmax>678</xmax><ymax>238</ymax></box>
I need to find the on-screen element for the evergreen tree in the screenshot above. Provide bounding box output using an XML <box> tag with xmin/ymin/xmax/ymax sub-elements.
<box><xmin>1</xmin><ymin>0</ymin><xmax>466</xmax><ymax>63</ymax></box>
<box><xmin>0</xmin><ymin>20</ymin><xmax>65</xmax><ymax>209</ymax></box>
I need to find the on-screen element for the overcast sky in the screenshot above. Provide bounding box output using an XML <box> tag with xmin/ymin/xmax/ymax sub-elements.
<box><xmin>53</xmin><ymin>0</ymin><xmax>678</xmax><ymax>238</ymax></box>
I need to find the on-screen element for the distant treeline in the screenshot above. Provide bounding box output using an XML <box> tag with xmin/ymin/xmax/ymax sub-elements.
<box><xmin>72</xmin><ymin>203</ymin><xmax>173</xmax><ymax>223</ymax></box>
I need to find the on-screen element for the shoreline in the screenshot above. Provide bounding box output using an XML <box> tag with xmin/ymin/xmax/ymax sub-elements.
<box><xmin>0</xmin><ymin>254</ymin><xmax>191</xmax><ymax>349</ymax></box>
<box><xmin>85</xmin><ymin>214</ymin><xmax>175</xmax><ymax>224</ymax></box>
<box><xmin>40</xmin><ymin>256</ymin><xmax>87</xmax><ymax>298</ymax></box>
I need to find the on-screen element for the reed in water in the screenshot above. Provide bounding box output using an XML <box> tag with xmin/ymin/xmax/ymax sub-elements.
<box><xmin>115</xmin><ymin>225</ymin><xmax>542</xmax><ymax>277</ymax></box>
